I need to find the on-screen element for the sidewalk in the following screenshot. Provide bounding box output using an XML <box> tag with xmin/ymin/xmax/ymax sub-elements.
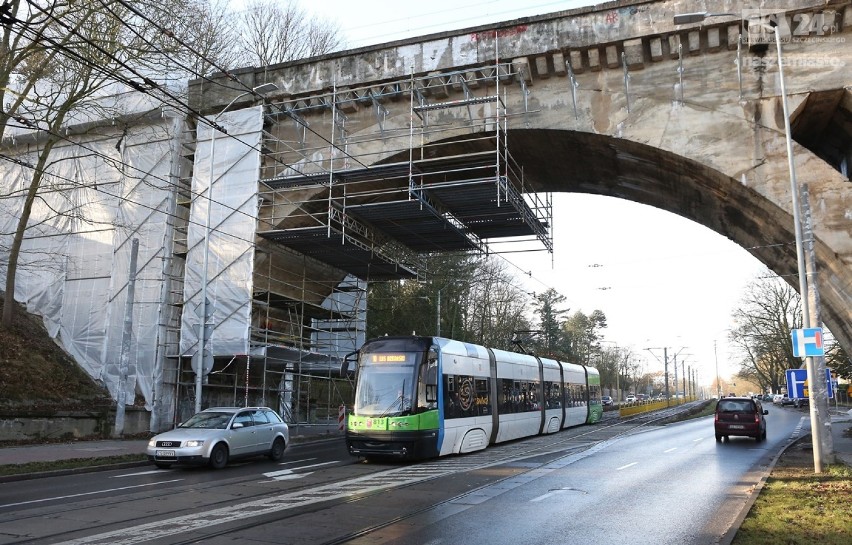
<box><xmin>0</xmin><ymin>422</ymin><xmax>344</xmax><ymax>469</ymax></box>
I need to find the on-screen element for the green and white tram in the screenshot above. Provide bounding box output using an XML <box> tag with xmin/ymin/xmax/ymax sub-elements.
<box><xmin>345</xmin><ymin>336</ymin><xmax>603</xmax><ymax>460</ymax></box>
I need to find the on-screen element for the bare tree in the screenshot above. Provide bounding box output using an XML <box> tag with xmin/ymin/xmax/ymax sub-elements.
<box><xmin>237</xmin><ymin>0</ymin><xmax>343</xmax><ymax>66</ymax></box>
<box><xmin>1</xmin><ymin>0</ymin><xmax>224</xmax><ymax>327</ymax></box>
<box><xmin>729</xmin><ymin>271</ymin><xmax>802</xmax><ymax>394</ymax></box>
<box><xmin>164</xmin><ymin>0</ymin><xmax>244</xmax><ymax>78</ymax></box>
<box><xmin>464</xmin><ymin>257</ymin><xmax>531</xmax><ymax>349</ymax></box>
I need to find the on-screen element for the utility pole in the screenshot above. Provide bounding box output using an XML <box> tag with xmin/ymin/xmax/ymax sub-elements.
<box><xmin>645</xmin><ymin>347</ymin><xmax>670</xmax><ymax>406</ymax></box>
<box><xmin>113</xmin><ymin>238</ymin><xmax>139</xmax><ymax>437</ymax></box>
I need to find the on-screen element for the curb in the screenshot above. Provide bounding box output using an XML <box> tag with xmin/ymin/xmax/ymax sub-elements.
<box><xmin>716</xmin><ymin>433</ymin><xmax>809</xmax><ymax>545</ymax></box>
<box><xmin>0</xmin><ymin>460</ymin><xmax>150</xmax><ymax>484</ymax></box>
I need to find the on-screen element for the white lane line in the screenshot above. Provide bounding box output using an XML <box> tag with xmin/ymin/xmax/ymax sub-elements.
<box><xmin>277</xmin><ymin>458</ymin><xmax>317</xmax><ymax>465</ymax></box>
<box><xmin>664</xmin><ymin>448</ymin><xmax>677</xmax><ymax>453</ymax></box>
<box><xmin>616</xmin><ymin>462</ymin><xmax>638</xmax><ymax>471</ymax></box>
<box><xmin>693</xmin><ymin>437</ymin><xmax>705</xmax><ymax>442</ymax></box>
<box><xmin>113</xmin><ymin>470</ymin><xmax>170</xmax><ymax>478</ymax></box>
<box><xmin>0</xmin><ymin>480</ymin><xmax>184</xmax><ymax>509</ymax></box>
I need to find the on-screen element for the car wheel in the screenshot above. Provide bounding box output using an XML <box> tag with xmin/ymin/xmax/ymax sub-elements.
<box><xmin>268</xmin><ymin>437</ymin><xmax>286</xmax><ymax>461</ymax></box>
<box><xmin>155</xmin><ymin>462</ymin><xmax>172</xmax><ymax>469</ymax></box>
<box><xmin>715</xmin><ymin>435</ymin><xmax>722</xmax><ymax>442</ymax></box>
<box><xmin>209</xmin><ymin>443</ymin><xmax>229</xmax><ymax>469</ymax></box>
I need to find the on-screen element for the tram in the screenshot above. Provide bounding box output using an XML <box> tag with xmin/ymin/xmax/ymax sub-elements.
<box><xmin>344</xmin><ymin>335</ymin><xmax>603</xmax><ymax>460</ymax></box>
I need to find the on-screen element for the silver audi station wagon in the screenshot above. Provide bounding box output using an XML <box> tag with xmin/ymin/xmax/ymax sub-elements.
<box><xmin>147</xmin><ymin>407</ymin><xmax>289</xmax><ymax>469</ymax></box>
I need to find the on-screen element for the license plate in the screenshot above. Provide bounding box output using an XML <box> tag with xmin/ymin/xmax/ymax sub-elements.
<box><xmin>156</xmin><ymin>450</ymin><xmax>176</xmax><ymax>457</ymax></box>
<box><xmin>728</xmin><ymin>425</ymin><xmax>744</xmax><ymax>430</ymax></box>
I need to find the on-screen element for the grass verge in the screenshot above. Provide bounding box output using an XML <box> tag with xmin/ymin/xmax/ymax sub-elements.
<box><xmin>732</xmin><ymin>437</ymin><xmax>852</xmax><ymax>545</ymax></box>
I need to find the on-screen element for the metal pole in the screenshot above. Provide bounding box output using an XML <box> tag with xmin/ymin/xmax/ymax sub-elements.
<box><xmin>774</xmin><ymin>28</ymin><xmax>823</xmax><ymax>473</ymax></box>
<box><xmin>714</xmin><ymin>340</ymin><xmax>721</xmax><ymax>398</ymax></box>
<box><xmin>663</xmin><ymin>348</ymin><xmax>669</xmax><ymax>406</ymax></box>
<box><xmin>114</xmin><ymin>238</ymin><xmax>139</xmax><ymax>437</ymax></box>
<box><xmin>673</xmin><ymin>353</ymin><xmax>679</xmax><ymax>405</ymax></box>
<box><xmin>195</xmin><ymin>122</ymin><xmax>216</xmax><ymax>416</ymax></box>
<box><xmin>192</xmin><ymin>83</ymin><xmax>278</xmax><ymax>416</ymax></box>
<box><xmin>436</xmin><ymin>289</ymin><xmax>441</xmax><ymax>337</ymax></box>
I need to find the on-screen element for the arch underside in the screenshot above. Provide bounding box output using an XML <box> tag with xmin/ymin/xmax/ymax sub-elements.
<box><xmin>263</xmin><ymin>122</ymin><xmax>850</xmax><ymax>355</ymax></box>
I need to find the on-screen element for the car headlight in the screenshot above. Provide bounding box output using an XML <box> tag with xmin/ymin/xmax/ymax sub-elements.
<box><xmin>148</xmin><ymin>439</ymin><xmax>156</xmax><ymax>447</ymax></box>
<box><xmin>184</xmin><ymin>440</ymin><xmax>205</xmax><ymax>447</ymax></box>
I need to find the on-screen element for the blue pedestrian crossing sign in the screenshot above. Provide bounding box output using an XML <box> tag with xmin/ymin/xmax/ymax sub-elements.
<box><xmin>791</xmin><ymin>328</ymin><xmax>824</xmax><ymax>358</ymax></box>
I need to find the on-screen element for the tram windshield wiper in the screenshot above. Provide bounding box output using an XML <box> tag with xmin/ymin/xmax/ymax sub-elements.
<box><xmin>379</xmin><ymin>379</ymin><xmax>410</xmax><ymax>417</ymax></box>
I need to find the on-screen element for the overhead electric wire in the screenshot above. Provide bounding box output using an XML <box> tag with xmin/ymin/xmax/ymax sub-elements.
<box><xmin>103</xmin><ymin>0</ymin><xmax>252</xmax><ymax>96</ymax></box>
<box><xmin>21</xmin><ymin>0</ymin><xmax>227</xmax><ymax>134</ymax></box>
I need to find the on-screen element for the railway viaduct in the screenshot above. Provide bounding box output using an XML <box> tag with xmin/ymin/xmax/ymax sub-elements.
<box><xmin>191</xmin><ymin>0</ymin><xmax>852</xmax><ymax>357</ymax></box>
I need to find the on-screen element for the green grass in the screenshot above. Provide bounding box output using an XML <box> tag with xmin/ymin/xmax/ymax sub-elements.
<box><xmin>732</xmin><ymin>441</ymin><xmax>852</xmax><ymax>545</ymax></box>
<box><xmin>0</xmin><ymin>454</ymin><xmax>148</xmax><ymax>477</ymax></box>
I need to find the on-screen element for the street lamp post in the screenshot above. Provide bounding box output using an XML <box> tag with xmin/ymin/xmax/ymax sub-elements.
<box><xmin>194</xmin><ymin>82</ymin><xmax>278</xmax><ymax>414</ymax></box>
<box><xmin>673</xmin><ymin>12</ymin><xmax>826</xmax><ymax>472</ymax></box>
<box><xmin>645</xmin><ymin>347</ymin><xmax>670</xmax><ymax>406</ymax></box>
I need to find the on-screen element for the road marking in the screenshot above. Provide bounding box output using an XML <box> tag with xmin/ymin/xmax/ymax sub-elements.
<box><xmin>113</xmin><ymin>470</ymin><xmax>170</xmax><ymax>478</ymax></box>
<box><xmin>693</xmin><ymin>437</ymin><xmax>704</xmax><ymax>442</ymax></box>
<box><xmin>0</xmin><ymin>480</ymin><xmax>184</xmax><ymax>509</ymax></box>
<box><xmin>261</xmin><ymin>461</ymin><xmax>339</xmax><ymax>481</ymax></box>
<box><xmin>616</xmin><ymin>462</ymin><xmax>637</xmax><ymax>471</ymax></box>
<box><xmin>278</xmin><ymin>458</ymin><xmax>317</xmax><ymax>465</ymax></box>
<box><xmin>49</xmin><ymin>437</ymin><xmax>614</xmax><ymax>544</ymax></box>
<box><xmin>664</xmin><ymin>448</ymin><xmax>677</xmax><ymax>453</ymax></box>
<box><xmin>530</xmin><ymin>488</ymin><xmax>584</xmax><ymax>502</ymax></box>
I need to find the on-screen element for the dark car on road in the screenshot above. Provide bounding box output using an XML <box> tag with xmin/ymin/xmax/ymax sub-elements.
<box><xmin>714</xmin><ymin>397</ymin><xmax>768</xmax><ymax>442</ymax></box>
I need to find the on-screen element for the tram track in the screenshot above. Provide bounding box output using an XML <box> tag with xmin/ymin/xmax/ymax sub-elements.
<box><xmin>15</xmin><ymin>403</ymin><xmax>705</xmax><ymax>545</ymax></box>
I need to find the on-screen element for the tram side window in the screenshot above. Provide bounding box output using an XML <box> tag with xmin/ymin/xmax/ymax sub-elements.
<box><xmin>568</xmin><ymin>383</ymin><xmax>587</xmax><ymax>408</ymax></box>
<box><xmin>444</xmin><ymin>374</ymin><xmax>490</xmax><ymax>419</ymax></box>
<box><xmin>499</xmin><ymin>379</ymin><xmax>541</xmax><ymax>413</ymax></box>
<box><xmin>544</xmin><ymin>381</ymin><xmax>561</xmax><ymax>409</ymax></box>
<box><xmin>589</xmin><ymin>384</ymin><xmax>601</xmax><ymax>405</ymax></box>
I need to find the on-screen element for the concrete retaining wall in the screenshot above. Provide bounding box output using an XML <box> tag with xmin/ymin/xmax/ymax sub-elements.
<box><xmin>0</xmin><ymin>408</ymin><xmax>150</xmax><ymax>442</ymax></box>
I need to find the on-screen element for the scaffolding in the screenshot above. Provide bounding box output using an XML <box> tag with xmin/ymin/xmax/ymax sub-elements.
<box><xmin>0</xmin><ymin>56</ymin><xmax>552</xmax><ymax>432</ymax></box>
<box><xmin>165</xmin><ymin>58</ymin><xmax>552</xmax><ymax>428</ymax></box>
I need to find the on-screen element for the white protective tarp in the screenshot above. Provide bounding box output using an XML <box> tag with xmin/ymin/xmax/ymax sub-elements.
<box><xmin>0</xmin><ymin>115</ymin><xmax>183</xmax><ymax>419</ymax></box>
<box><xmin>179</xmin><ymin>106</ymin><xmax>262</xmax><ymax>361</ymax></box>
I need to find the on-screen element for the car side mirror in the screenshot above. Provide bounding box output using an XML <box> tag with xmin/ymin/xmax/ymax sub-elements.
<box><xmin>232</xmin><ymin>422</ymin><xmax>244</xmax><ymax>429</ymax></box>
<box><xmin>763</xmin><ymin>410</ymin><xmax>769</xmax><ymax>415</ymax></box>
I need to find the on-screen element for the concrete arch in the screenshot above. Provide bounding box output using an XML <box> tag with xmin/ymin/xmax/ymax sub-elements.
<box><xmin>196</xmin><ymin>0</ymin><xmax>851</xmax><ymax>355</ymax></box>
<box><xmin>499</xmin><ymin>128</ymin><xmax>850</xmax><ymax>353</ymax></box>
<box><xmin>364</xmin><ymin>123</ymin><xmax>850</xmax><ymax>353</ymax></box>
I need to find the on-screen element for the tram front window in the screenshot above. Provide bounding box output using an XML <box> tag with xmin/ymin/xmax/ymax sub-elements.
<box><xmin>355</xmin><ymin>366</ymin><xmax>417</xmax><ymax>417</ymax></box>
<box><xmin>355</xmin><ymin>348</ymin><xmax>423</xmax><ymax>417</ymax></box>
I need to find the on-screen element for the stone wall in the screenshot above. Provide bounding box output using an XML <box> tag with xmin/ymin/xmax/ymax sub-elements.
<box><xmin>0</xmin><ymin>407</ymin><xmax>150</xmax><ymax>442</ymax></box>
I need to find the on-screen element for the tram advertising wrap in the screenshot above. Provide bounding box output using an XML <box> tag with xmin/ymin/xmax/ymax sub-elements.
<box><xmin>345</xmin><ymin>336</ymin><xmax>603</xmax><ymax>460</ymax></box>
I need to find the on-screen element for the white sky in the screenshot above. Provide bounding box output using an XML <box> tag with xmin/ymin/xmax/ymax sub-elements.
<box><xmin>282</xmin><ymin>0</ymin><xmax>770</xmax><ymax>385</ymax></box>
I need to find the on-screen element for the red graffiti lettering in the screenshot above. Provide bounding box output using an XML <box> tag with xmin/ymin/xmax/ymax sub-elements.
<box><xmin>471</xmin><ymin>25</ymin><xmax>528</xmax><ymax>42</ymax></box>
<box><xmin>605</xmin><ymin>11</ymin><xmax>619</xmax><ymax>25</ymax></box>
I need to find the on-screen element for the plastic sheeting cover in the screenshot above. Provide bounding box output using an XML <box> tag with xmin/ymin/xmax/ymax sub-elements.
<box><xmin>0</xmin><ymin>117</ymin><xmax>183</xmax><ymax>414</ymax></box>
<box><xmin>179</xmin><ymin>106</ymin><xmax>263</xmax><ymax>362</ymax></box>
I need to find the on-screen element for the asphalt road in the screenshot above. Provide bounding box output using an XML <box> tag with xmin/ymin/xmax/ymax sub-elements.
<box><xmin>0</xmin><ymin>404</ymin><xmax>808</xmax><ymax>545</ymax></box>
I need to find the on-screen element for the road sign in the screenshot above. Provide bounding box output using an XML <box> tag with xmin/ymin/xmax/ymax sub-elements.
<box><xmin>791</xmin><ymin>328</ymin><xmax>824</xmax><ymax>357</ymax></box>
<box><xmin>785</xmin><ymin>368</ymin><xmax>834</xmax><ymax>399</ymax></box>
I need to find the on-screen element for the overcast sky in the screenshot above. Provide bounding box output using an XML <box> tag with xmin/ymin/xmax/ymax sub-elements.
<box><xmin>282</xmin><ymin>0</ymin><xmax>771</xmax><ymax>385</ymax></box>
